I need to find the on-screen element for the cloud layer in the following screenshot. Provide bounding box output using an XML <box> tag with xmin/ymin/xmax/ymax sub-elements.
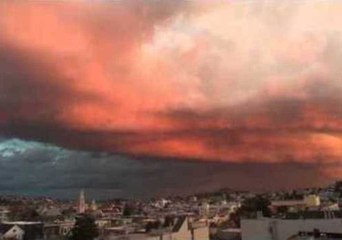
<box><xmin>0</xmin><ymin>139</ymin><xmax>331</xmax><ymax>199</ymax></box>
<box><xmin>1</xmin><ymin>0</ymin><xmax>342</xmax><ymax>184</ymax></box>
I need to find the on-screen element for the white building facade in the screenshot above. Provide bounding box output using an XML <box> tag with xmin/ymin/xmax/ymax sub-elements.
<box><xmin>241</xmin><ymin>217</ymin><xmax>342</xmax><ymax>240</ymax></box>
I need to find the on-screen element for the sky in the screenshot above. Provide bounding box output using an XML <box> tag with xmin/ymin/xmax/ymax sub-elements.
<box><xmin>0</xmin><ymin>0</ymin><xmax>342</xmax><ymax>198</ymax></box>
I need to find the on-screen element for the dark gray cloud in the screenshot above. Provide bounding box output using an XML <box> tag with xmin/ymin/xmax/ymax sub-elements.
<box><xmin>0</xmin><ymin>138</ymin><xmax>331</xmax><ymax>199</ymax></box>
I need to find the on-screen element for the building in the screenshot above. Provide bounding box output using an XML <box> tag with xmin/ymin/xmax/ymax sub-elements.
<box><xmin>168</xmin><ymin>216</ymin><xmax>209</xmax><ymax>240</ymax></box>
<box><xmin>104</xmin><ymin>216</ymin><xmax>209</xmax><ymax>240</ymax></box>
<box><xmin>43</xmin><ymin>220</ymin><xmax>74</xmax><ymax>239</ymax></box>
<box><xmin>37</xmin><ymin>206</ymin><xmax>62</xmax><ymax>219</ymax></box>
<box><xmin>271</xmin><ymin>195</ymin><xmax>321</xmax><ymax>212</ymax></box>
<box><xmin>78</xmin><ymin>190</ymin><xmax>86</xmax><ymax>214</ymax></box>
<box><xmin>0</xmin><ymin>225</ymin><xmax>25</xmax><ymax>240</ymax></box>
<box><xmin>0</xmin><ymin>208</ymin><xmax>9</xmax><ymax>222</ymax></box>
<box><xmin>289</xmin><ymin>230</ymin><xmax>342</xmax><ymax>240</ymax></box>
<box><xmin>241</xmin><ymin>213</ymin><xmax>342</xmax><ymax>240</ymax></box>
<box><xmin>0</xmin><ymin>221</ymin><xmax>43</xmax><ymax>240</ymax></box>
<box><xmin>271</xmin><ymin>195</ymin><xmax>320</xmax><ymax>208</ymax></box>
<box><xmin>213</xmin><ymin>228</ymin><xmax>241</xmax><ymax>240</ymax></box>
<box><xmin>91</xmin><ymin>200</ymin><xmax>98</xmax><ymax>211</ymax></box>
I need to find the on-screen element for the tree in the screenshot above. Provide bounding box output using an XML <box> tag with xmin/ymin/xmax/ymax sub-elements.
<box><xmin>122</xmin><ymin>204</ymin><xmax>134</xmax><ymax>216</ymax></box>
<box><xmin>163</xmin><ymin>216</ymin><xmax>174</xmax><ymax>228</ymax></box>
<box><xmin>229</xmin><ymin>212</ymin><xmax>241</xmax><ymax>228</ymax></box>
<box><xmin>69</xmin><ymin>214</ymin><xmax>99</xmax><ymax>240</ymax></box>
<box><xmin>239</xmin><ymin>195</ymin><xmax>271</xmax><ymax>218</ymax></box>
<box><xmin>277</xmin><ymin>206</ymin><xmax>288</xmax><ymax>215</ymax></box>
<box><xmin>9</xmin><ymin>206</ymin><xmax>40</xmax><ymax>221</ymax></box>
<box><xmin>145</xmin><ymin>220</ymin><xmax>161</xmax><ymax>233</ymax></box>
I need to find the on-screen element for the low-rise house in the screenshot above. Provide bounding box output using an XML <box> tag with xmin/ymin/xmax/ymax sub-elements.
<box><xmin>271</xmin><ymin>195</ymin><xmax>321</xmax><ymax>213</ymax></box>
<box><xmin>241</xmin><ymin>211</ymin><xmax>342</xmax><ymax>240</ymax></box>
<box><xmin>288</xmin><ymin>231</ymin><xmax>342</xmax><ymax>240</ymax></box>
<box><xmin>0</xmin><ymin>225</ymin><xmax>25</xmax><ymax>240</ymax></box>
<box><xmin>43</xmin><ymin>220</ymin><xmax>74</xmax><ymax>239</ymax></box>
<box><xmin>213</xmin><ymin>228</ymin><xmax>241</xmax><ymax>240</ymax></box>
<box><xmin>0</xmin><ymin>221</ymin><xmax>43</xmax><ymax>240</ymax></box>
<box><xmin>321</xmin><ymin>203</ymin><xmax>340</xmax><ymax>211</ymax></box>
<box><xmin>0</xmin><ymin>208</ymin><xmax>9</xmax><ymax>222</ymax></box>
<box><xmin>38</xmin><ymin>207</ymin><xmax>62</xmax><ymax>220</ymax></box>
<box><xmin>103</xmin><ymin>216</ymin><xmax>209</xmax><ymax>240</ymax></box>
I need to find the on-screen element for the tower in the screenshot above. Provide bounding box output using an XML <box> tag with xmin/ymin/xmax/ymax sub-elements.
<box><xmin>91</xmin><ymin>199</ymin><xmax>97</xmax><ymax>211</ymax></box>
<box><xmin>201</xmin><ymin>202</ymin><xmax>210</xmax><ymax>217</ymax></box>
<box><xmin>78</xmin><ymin>189</ymin><xmax>86</xmax><ymax>214</ymax></box>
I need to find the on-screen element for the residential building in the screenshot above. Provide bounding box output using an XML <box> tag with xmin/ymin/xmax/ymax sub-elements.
<box><xmin>271</xmin><ymin>195</ymin><xmax>321</xmax><ymax>212</ymax></box>
<box><xmin>0</xmin><ymin>225</ymin><xmax>25</xmax><ymax>240</ymax></box>
<box><xmin>0</xmin><ymin>221</ymin><xmax>43</xmax><ymax>240</ymax></box>
<box><xmin>241</xmin><ymin>214</ymin><xmax>342</xmax><ymax>240</ymax></box>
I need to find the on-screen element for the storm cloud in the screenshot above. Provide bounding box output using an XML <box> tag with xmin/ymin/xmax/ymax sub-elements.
<box><xmin>0</xmin><ymin>139</ymin><xmax>331</xmax><ymax>199</ymax></box>
<box><xmin>1</xmin><ymin>0</ymin><xmax>342</xmax><ymax>195</ymax></box>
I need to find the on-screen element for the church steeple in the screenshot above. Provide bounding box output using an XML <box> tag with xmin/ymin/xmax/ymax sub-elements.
<box><xmin>78</xmin><ymin>189</ymin><xmax>86</xmax><ymax>214</ymax></box>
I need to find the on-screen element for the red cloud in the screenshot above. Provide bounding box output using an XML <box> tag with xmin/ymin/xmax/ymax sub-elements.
<box><xmin>1</xmin><ymin>1</ymin><xmax>342</xmax><ymax>180</ymax></box>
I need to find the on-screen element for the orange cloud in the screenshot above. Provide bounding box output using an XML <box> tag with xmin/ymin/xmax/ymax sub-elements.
<box><xmin>1</xmin><ymin>1</ymin><xmax>342</xmax><ymax>180</ymax></box>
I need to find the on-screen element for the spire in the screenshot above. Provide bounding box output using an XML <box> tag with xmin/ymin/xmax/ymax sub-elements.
<box><xmin>78</xmin><ymin>189</ymin><xmax>86</xmax><ymax>214</ymax></box>
<box><xmin>91</xmin><ymin>199</ymin><xmax>97</xmax><ymax>211</ymax></box>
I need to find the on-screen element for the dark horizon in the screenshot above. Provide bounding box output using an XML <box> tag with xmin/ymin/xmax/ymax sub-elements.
<box><xmin>0</xmin><ymin>139</ymin><xmax>334</xmax><ymax>200</ymax></box>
